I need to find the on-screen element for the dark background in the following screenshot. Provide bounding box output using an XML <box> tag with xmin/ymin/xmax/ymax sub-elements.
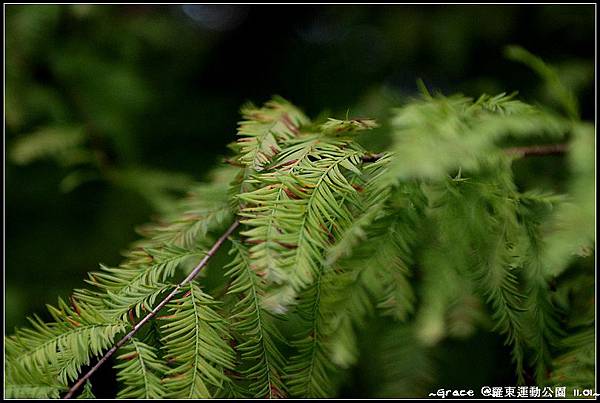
<box><xmin>4</xmin><ymin>4</ymin><xmax>595</xmax><ymax>397</ymax></box>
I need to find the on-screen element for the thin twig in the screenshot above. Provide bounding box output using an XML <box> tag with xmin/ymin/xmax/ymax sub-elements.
<box><xmin>504</xmin><ymin>143</ymin><xmax>568</xmax><ymax>157</ymax></box>
<box><xmin>361</xmin><ymin>153</ymin><xmax>384</xmax><ymax>162</ymax></box>
<box><xmin>360</xmin><ymin>144</ymin><xmax>568</xmax><ymax>164</ymax></box>
<box><xmin>63</xmin><ymin>220</ymin><xmax>240</xmax><ymax>399</ymax></box>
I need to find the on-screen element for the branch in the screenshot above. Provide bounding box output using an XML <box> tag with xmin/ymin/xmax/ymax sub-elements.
<box><xmin>63</xmin><ymin>219</ymin><xmax>240</xmax><ymax>399</ymax></box>
<box><xmin>504</xmin><ymin>143</ymin><xmax>568</xmax><ymax>157</ymax></box>
<box><xmin>361</xmin><ymin>153</ymin><xmax>384</xmax><ymax>162</ymax></box>
<box><xmin>360</xmin><ymin>144</ymin><xmax>568</xmax><ymax>163</ymax></box>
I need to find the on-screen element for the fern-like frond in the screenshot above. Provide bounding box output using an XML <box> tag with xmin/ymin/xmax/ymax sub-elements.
<box><xmin>325</xmin><ymin>153</ymin><xmax>393</xmax><ymax>265</ymax></box>
<box><xmin>475</xmin><ymin>227</ymin><xmax>528</xmax><ymax>383</ymax></box>
<box><xmin>6</xmin><ymin>298</ymin><xmax>127</xmax><ymax>386</ymax></box>
<box><xmin>284</xmin><ymin>155</ymin><xmax>423</xmax><ymax>388</ymax></box>
<box><xmin>224</xmin><ymin>240</ymin><xmax>287</xmax><ymax>398</ymax></box>
<box><xmin>4</xmin><ymin>358</ymin><xmax>68</xmax><ymax>399</ymax></box>
<box><xmin>135</xmin><ymin>166</ymin><xmax>236</xmax><ymax>248</ymax></box>
<box><xmin>368</xmin><ymin>187</ymin><xmax>425</xmax><ymax>321</ymax></box>
<box><xmin>516</xmin><ymin>193</ymin><xmax>565</xmax><ymax>383</ymax></box>
<box><xmin>285</xmin><ymin>273</ymin><xmax>336</xmax><ymax>398</ymax></box>
<box><xmin>282</xmin><ymin>151</ymin><xmax>395</xmax><ymax>397</ymax></box>
<box><xmin>115</xmin><ymin>339</ymin><xmax>168</xmax><ymax>399</ymax></box>
<box><xmin>318</xmin><ymin>263</ymin><xmax>374</xmax><ymax>370</ymax></box>
<box><xmin>6</xmin><ymin>159</ymin><xmax>238</xmax><ymax>399</ymax></box>
<box><xmin>542</xmin><ymin>123</ymin><xmax>595</xmax><ymax>277</ymax></box>
<box><xmin>9</xmin><ymin>125</ymin><xmax>90</xmax><ymax>166</ymax></box>
<box><xmin>78</xmin><ymin>244</ymin><xmax>203</xmax><ymax>320</ymax></box>
<box><xmin>234</xmin><ymin>96</ymin><xmax>309</xmax><ymax>172</ymax></box>
<box><xmin>320</xmin><ymin>117</ymin><xmax>378</xmax><ymax>136</ymax></box>
<box><xmin>463</xmin><ymin>173</ymin><xmax>531</xmax><ymax>382</ymax></box>
<box><xmin>4</xmin><ymin>384</ymin><xmax>65</xmax><ymax>399</ymax></box>
<box><xmin>72</xmin><ymin>168</ymin><xmax>236</xmax><ymax>318</ymax></box>
<box><xmin>76</xmin><ymin>381</ymin><xmax>96</xmax><ymax>399</ymax></box>
<box><xmin>419</xmin><ymin>168</ymin><xmax>531</xmax><ymax>380</ymax></box>
<box><xmin>505</xmin><ymin>45</ymin><xmax>579</xmax><ymax>119</ymax></box>
<box><xmin>330</xmin><ymin>204</ymin><xmax>421</xmax><ymax>346</ymax></box>
<box><xmin>358</xmin><ymin>323</ymin><xmax>436</xmax><ymax>398</ymax></box>
<box><xmin>416</xmin><ymin>243</ymin><xmax>469</xmax><ymax>345</ymax></box>
<box><xmin>238</xmin><ymin>133</ymin><xmax>367</xmax><ymax>312</ymax></box>
<box><xmin>160</xmin><ymin>283</ymin><xmax>235</xmax><ymax>398</ymax></box>
<box><xmin>386</xmin><ymin>92</ymin><xmax>569</xmax><ymax>182</ymax></box>
<box><xmin>547</xmin><ymin>327</ymin><xmax>595</xmax><ymax>390</ymax></box>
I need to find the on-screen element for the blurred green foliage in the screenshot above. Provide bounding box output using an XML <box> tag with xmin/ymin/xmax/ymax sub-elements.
<box><xmin>5</xmin><ymin>4</ymin><xmax>594</xmax><ymax>398</ymax></box>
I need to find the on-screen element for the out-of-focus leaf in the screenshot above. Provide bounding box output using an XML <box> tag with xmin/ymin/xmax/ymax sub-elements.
<box><xmin>10</xmin><ymin>126</ymin><xmax>91</xmax><ymax>166</ymax></box>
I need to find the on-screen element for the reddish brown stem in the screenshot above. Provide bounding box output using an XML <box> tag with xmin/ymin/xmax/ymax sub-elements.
<box><xmin>504</xmin><ymin>143</ymin><xmax>568</xmax><ymax>157</ymax></box>
<box><xmin>360</xmin><ymin>144</ymin><xmax>568</xmax><ymax>164</ymax></box>
<box><xmin>63</xmin><ymin>220</ymin><xmax>240</xmax><ymax>399</ymax></box>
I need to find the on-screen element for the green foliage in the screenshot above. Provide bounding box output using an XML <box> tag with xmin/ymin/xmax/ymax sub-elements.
<box><xmin>160</xmin><ymin>283</ymin><xmax>235</xmax><ymax>398</ymax></box>
<box><xmin>234</xmin><ymin>97</ymin><xmax>310</xmax><ymax>172</ymax></box>
<box><xmin>6</xmin><ymin>298</ymin><xmax>127</xmax><ymax>389</ymax></box>
<box><xmin>505</xmin><ymin>45</ymin><xmax>580</xmax><ymax>119</ymax></box>
<box><xmin>542</xmin><ymin>123</ymin><xmax>595</xmax><ymax>277</ymax></box>
<box><xmin>223</xmin><ymin>241</ymin><xmax>287</xmax><ymax>398</ymax></box>
<box><xmin>5</xmin><ymin>56</ymin><xmax>595</xmax><ymax>399</ymax></box>
<box><xmin>115</xmin><ymin>340</ymin><xmax>168</xmax><ymax>399</ymax></box>
<box><xmin>359</xmin><ymin>323</ymin><xmax>436</xmax><ymax>398</ymax></box>
<box><xmin>385</xmin><ymin>91</ymin><xmax>568</xmax><ymax>182</ymax></box>
<box><xmin>76</xmin><ymin>381</ymin><xmax>96</xmax><ymax>399</ymax></box>
<box><xmin>5</xmin><ymin>360</ymin><xmax>67</xmax><ymax>399</ymax></box>
<box><xmin>547</xmin><ymin>328</ymin><xmax>595</xmax><ymax>390</ymax></box>
<box><xmin>9</xmin><ymin>125</ymin><xmax>91</xmax><ymax>167</ymax></box>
